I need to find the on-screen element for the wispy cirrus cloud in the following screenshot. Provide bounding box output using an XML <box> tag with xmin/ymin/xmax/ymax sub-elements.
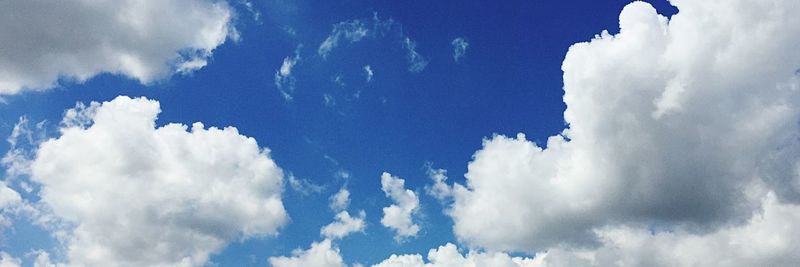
<box><xmin>451</xmin><ymin>37</ymin><xmax>469</xmax><ymax>62</ymax></box>
<box><xmin>317</xmin><ymin>14</ymin><xmax>428</xmax><ymax>73</ymax></box>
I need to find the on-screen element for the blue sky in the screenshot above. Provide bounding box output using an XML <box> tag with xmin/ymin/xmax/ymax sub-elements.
<box><xmin>3</xmin><ymin>1</ymin><xmax>800</xmax><ymax>266</ymax></box>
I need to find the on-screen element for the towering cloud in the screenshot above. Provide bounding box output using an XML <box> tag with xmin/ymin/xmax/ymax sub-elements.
<box><xmin>0</xmin><ymin>0</ymin><xmax>237</xmax><ymax>95</ymax></box>
<box><xmin>30</xmin><ymin>96</ymin><xmax>287</xmax><ymax>266</ymax></box>
<box><xmin>446</xmin><ymin>0</ymin><xmax>800</xmax><ymax>260</ymax></box>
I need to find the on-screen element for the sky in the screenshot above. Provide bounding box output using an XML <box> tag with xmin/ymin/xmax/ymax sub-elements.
<box><xmin>1</xmin><ymin>0</ymin><xmax>800</xmax><ymax>266</ymax></box>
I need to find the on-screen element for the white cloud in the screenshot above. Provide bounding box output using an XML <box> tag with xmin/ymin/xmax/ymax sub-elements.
<box><xmin>451</xmin><ymin>38</ymin><xmax>469</xmax><ymax>62</ymax></box>
<box><xmin>268</xmin><ymin>239</ymin><xmax>346</xmax><ymax>267</ymax></box>
<box><xmin>320</xmin><ymin>210</ymin><xmax>366</xmax><ymax>240</ymax></box>
<box><xmin>317</xmin><ymin>14</ymin><xmax>428</xmax><ymax>73</ymax></box>
<box><xmin>364</xmin><ymin>65</ymin><xmax>374</xmax><ymax>82</ymax></box>
<box><xmin>380</xmin><ymin>172</ymin><xmax>420</xmax><ymax>240</ymax></box>
<box><xmin>323</xmin><ymin>94</ymin><xmax>336</xmax><ymax>107</ymax></box>
<box><xmin>321</xmin><ymin>187</ymin><xmax>365</xmax><ymax>240</ymax></box>
<box><xmin>0</xmin><ymin>181</ymin><xmax>23</xmax><ymax>233</ymax></box>
<box><xmin>275</xmin><ymin>46</ymin><xmax>301</xmax><ymax>100</ymax></box>
<box><xmin>446</xmin><ymin>0</ymin><xmax>800</xmax><ymax>255</ymax></box>
<box><xmin>29</xmin><ymin>96</ymin><xmax>287</xmax><ymax>266</ymax></box>
<box><xmin>372</xmin><ymin>243</ymin><xmax>538</xmax><ymax>267</ymax></box>
<box><xmin>318</xmin><ymin>20</ymin><xmax>370</xmax><ymax>58</ymax></box>
<box><xmin>0</xmin><ymin>0</ymin><xmax>237</xmax><ymax>95</ymax></box>
<box><xmin>0</xmin><ymin>252</ymin><xmax>21</xmax><ymax>267</ymax></box>
<box><xmin>32</xmin><ymin>251</ymin><xmax>59</xmax><ymax>267</ymax></box>
<box><xmin>330</xmin><ymin>188</ymin><xmax>351</xmax><ymax>212</ymax></box>
<box><xmin>403</xmin><ymin>38</ymin><xmax>428</xmax><ymax>73</ymax></box>
<box><xmin>425</xmin><ymin>166</ymin><xmax>452</xmax><ymax>203</ymax></box>
<box><xmin>2</xmin><ymin>117</ymin><xmax>45</xmax><ymax>180</ymax></box>
<box><xmin>287</xmin><ymin>173</ymin><xmax>324</xmax><ymax>196</ymax></box>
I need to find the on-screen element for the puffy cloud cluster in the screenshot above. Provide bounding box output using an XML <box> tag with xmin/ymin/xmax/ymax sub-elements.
<box><xmin>444</xmin><ymin>0</ymin><xmax>800</xmax><ymax>261</ymax></box>
<box><xmin>29</xmin><ymin>96</ymin><xmax>287</xmax><ymax>266</ymax></box>
<box><xmin>0</xmin><ymin>0</ymin><xmax>237</xmax><ymax>95</ymax></box>
<box><xmin>380</xmin><ymin>172</ymin><xmax>420</xmax><ymax>240</ymax></box>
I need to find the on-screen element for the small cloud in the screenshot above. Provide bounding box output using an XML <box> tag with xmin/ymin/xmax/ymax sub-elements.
<box><xmin>451</xmin><ymin>37</ymin><xmax>469</xmax><ymax>62</ymax></box>
<box><xmin>238</xmin><ymin>0</ymin><xmax>261</xmax><ymax>22</ymax></box>
<box><xmin>329</xmin><ymin>187</ymin><xmax>351</xmax><ymax>212</ymax></box>
<box><xmin>176</xmin><ymin>58</ymin><xmax>208</xmax><ymax>74</ymax></box>
<box><xmin>323</xmin><ymin>94</ymin><xmax>336</xmax><ymax>107</ymax></box>
<box><xmin>318</xmin><ymin>20</ymin><xmax>369</xmax><ymax>58</ymax></box>
<box><xmin>320</xmin><ymin>210</ymin><xmax>366</xmax><ymax>240</ymax></box>
<box><xmin>287</xmin><ymin>173</ymin><xmax>325</xmax><ymax>196</ymax></box>
<box><xmin>364</xmin><ymin>65</ymin><xmax>374</xmax><ymax>82</ymax></box>
<box><xmin>332</xmin><ymin>74</ymin><xmax>346</xmax><ymax>87</ymax></box>
<box><xmin>404</xmin><ymin>37</ymin><xmax>429</xmax><ymax>73</ymax></box>
<box><xmin>275</xmin><ymin>45</ymin><xmax>302</xmax><ymax>100</ymax></box>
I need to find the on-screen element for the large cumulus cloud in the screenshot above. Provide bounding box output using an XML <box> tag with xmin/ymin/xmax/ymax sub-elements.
<box><xmin>0</xmin><ymin>0</ymin><xmax>237</xmax><ymax>95</ymax></box>
<box><xmin>446</xmin><ymin>0</ymin><xmax>800</xmax><ymax>257</ymax></box>
<box><xmin>30</xmin><ymin>96</ymin><xmax>287</xmax><ymax>266</ymax></box>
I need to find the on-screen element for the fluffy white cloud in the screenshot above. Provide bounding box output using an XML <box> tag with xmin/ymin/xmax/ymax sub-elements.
<box><xmin>268</xmin><ymin>239</ymin><xmax>346</xmax><ymax>267</ymax></box>
<box><xmin>451</xmin><ymin>38</ymin><xmax>469</xmax><ymax>62</ymax></box>
<box><xmin>380</xmin><ymin>172</ymin><xmax>420</xmax><ymax>239</ymax></box>
<box><xmin>30</xmin><ymin>96</ymin><xmax>287</xmax><ymax>266</ymax></box>
<box><xmin>372</xmin><ymin>243</ymin><xmax>538</xmax><ymax>267</ymax></box>
<box><xmin>447</xmin><ymin>0</ymin><xmax>800</xmax><ymax>256</ymax></box>
<box><xmin>0</xmin><ymin>0</ymin><xmax>236</xmax><ymax>95</ymax></box>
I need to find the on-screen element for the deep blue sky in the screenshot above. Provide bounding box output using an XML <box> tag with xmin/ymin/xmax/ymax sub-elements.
<box><xmin>0</xmin><ymin>0</ymin><xmax>678</xmax><ymax>265</ymax></box>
